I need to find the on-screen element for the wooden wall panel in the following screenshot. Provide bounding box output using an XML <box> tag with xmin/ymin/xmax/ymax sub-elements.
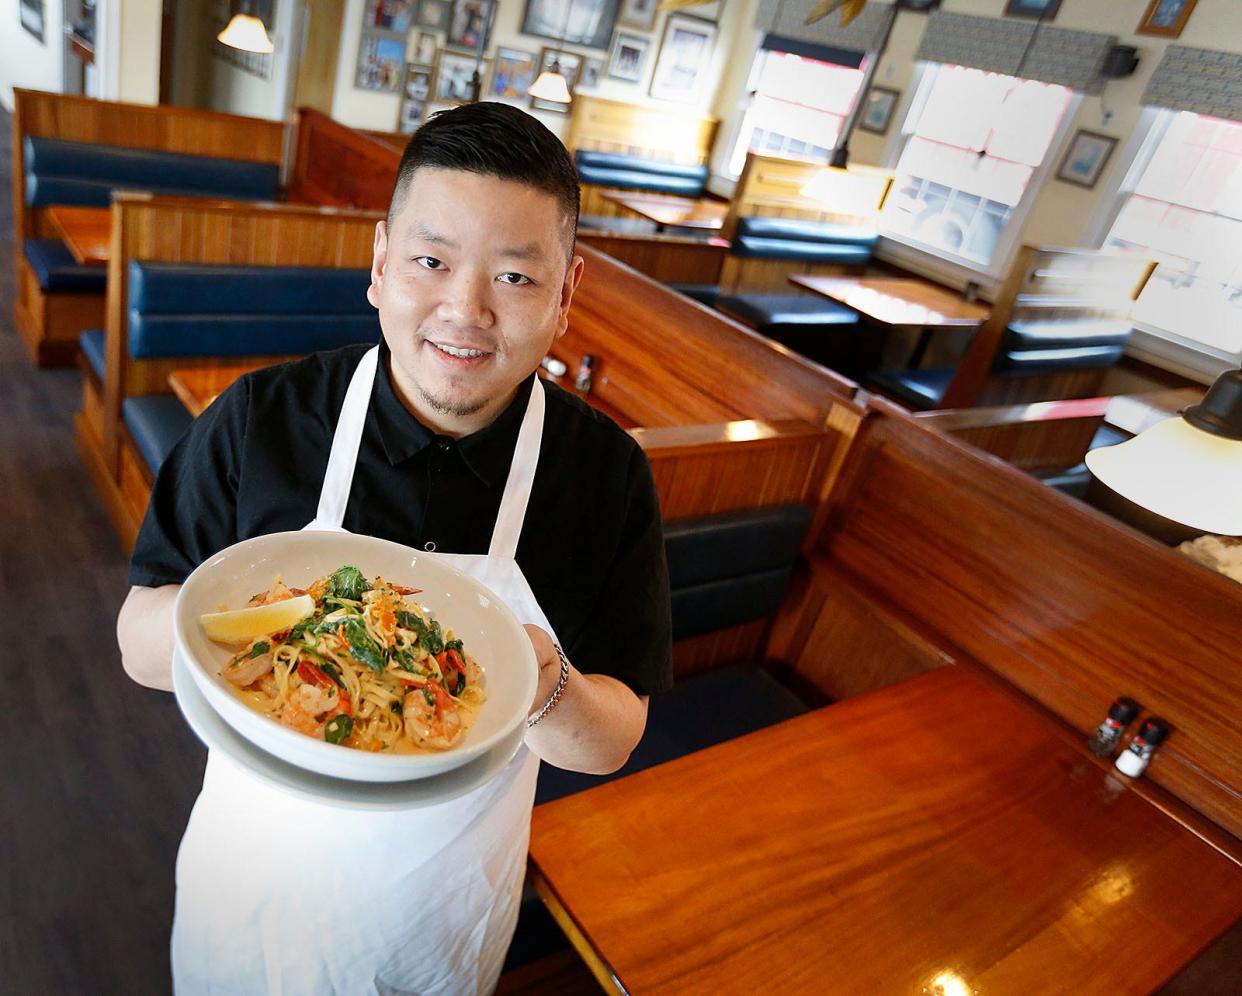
<box><xmin>818</xmin><ymin>400</ymin><xmax>1242</xmax><ymax>839</ymax></box>
<box><xmin>672</xmin><ymin>620</ymin><xmax>771</xmax><ymax>681</ymax></box>
<box><xmin>565</xmin><ymin>96</ymin><xmax>718</xmax><ymax>164</ymax></box>
<box><xmin>576</xmin><ymin>231</ymin><xmax>726</xmax><ymax>286</ymax></box>
<box><xmin>289</xmin><ymin>108</ymin><xmax>401</xmax><ymax>210</ymax></box>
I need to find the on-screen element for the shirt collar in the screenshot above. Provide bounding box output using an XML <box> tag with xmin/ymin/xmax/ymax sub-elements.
<box><xmin>372</xmin><ymin>343</ymin><xmax>535</xmax><ymax>488</ymax></box>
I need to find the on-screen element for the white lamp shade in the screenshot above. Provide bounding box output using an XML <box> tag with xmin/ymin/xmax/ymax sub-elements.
<box><xmin>1085</xmin><ymin>416</ymin><xmax>1242</xmax><ymax>535</ymax></box>
<box><xmin>528</xmin><ymin>70</ymin><xmax>572</xmax><ymax>103</ymax></box>
<box><xmin>217</xmin><ymin>13</ymin><xmax>274</xmax><ymax>54</ymax></box>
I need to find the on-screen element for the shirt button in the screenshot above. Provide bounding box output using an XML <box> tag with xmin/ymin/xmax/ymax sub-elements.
<box><xmin>434</xmin><ymin>438</ymin><xmax>452</xmax><ymax>453</ymax></box>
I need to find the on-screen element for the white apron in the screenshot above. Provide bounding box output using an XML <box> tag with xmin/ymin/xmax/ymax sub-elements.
<box><xmin>173</xmin><ymin>346</ymin><xmax>555</xmax><ymax>995</ymax></box>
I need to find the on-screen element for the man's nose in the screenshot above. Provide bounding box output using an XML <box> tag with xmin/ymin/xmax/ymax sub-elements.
<box><xmin>437</xmin><ymin>272</ymin><xmax>494</xmax><ymax>329</ymax></box>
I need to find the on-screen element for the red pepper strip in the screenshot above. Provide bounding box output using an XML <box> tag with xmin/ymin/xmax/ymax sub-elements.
<box><xmin>394</xmin><ymin>674</ymin><xmax>452</xmax><ymax>713</ymax></box>
<box><xmin>391</xmin><ymin>585</ymin><xmax>422</xmax><ymax>596</ymax></box>
<box><xmin>435</xmin><ymin>649</ymin><xmax>467</xmax><ymax>696</ymax></box>
<box><xmin>297</xmin><ymin>660</ymin><xmax>353</xmax><ymax>716</ymax></box>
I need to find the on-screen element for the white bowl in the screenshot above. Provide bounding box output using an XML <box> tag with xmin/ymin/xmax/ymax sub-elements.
<box><xmin>173</xmin><ymin>530</ymin><xmax>537</xmax><ymax>783</ymax></box>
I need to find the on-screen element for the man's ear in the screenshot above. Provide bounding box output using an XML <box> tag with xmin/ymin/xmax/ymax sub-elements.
<box><xmin>367</xmin><ymin>220</ymin><xmax>388</xmax><ymax>309</ymax></box>
<box><xmin>553</xmin><ymin>254</ymin><xmax>585</xmax><ymax>341</ymax></box>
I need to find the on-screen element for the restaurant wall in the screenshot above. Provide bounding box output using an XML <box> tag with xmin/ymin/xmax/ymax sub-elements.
<box><xmin>207</xmin><ymin>0</ymin><xmax>301</xmax><ymax>121</ymax></box>
<box><xmin>0</xmin><ymin>0</ymin><xmax>64</xmax><ymax>110</ymax></box>
<box><xmin>116</xmin><ymin>0</ymin><xmax>162</xmax><ymax>104</ymax></box>
<box><xmin>329</xmin><ymin>0</ymin><xmax>743</xmax><ymax>139</ymax></box>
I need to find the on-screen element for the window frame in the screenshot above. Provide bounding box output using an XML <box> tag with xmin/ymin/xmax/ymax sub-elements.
<box><xmin>1083</xmin><ymin>106</ymin><xmax>1236</xmax><ymax>384</ymax></box>
<box><xmin>873</xmin><ymin>61</ymin><xmax>1082</xmax><ymax>286</ymax></box>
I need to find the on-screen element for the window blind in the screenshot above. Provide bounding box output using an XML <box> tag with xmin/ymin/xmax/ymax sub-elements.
<box><xmin>1143</xmin><ymin>45</ymin><xmax>1242</xmax><ymax>124</ymax></box>
<box><xmin>760</xmin><ymin>32</ymin><xmax>866</xmax><ymax>69</ymax></box>
<box><xmin>754</xmin><ymin>0</ymin><xmax>892</xmax><ymax>56</ymax></box>
<box><xmin>915</xmin><ymin>11</ymin><xmax>1114</xmax><ymax>95</ymax></box>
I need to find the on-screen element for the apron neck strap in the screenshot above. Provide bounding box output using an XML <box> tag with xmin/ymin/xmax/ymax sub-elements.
<box><xmin>488</xmin><ymin>377</ymin><xmax>545</xmax><ymax>561</ymax></box>
<box><xmin>310</xmin><ymin>345</ymin><xmax>380</xmax><ymax>531</ymax></box>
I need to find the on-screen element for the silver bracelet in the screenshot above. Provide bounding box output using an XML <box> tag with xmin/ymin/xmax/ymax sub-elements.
<box><xmin>527</xmin><ymin>643</ymin><xmax>570</xmax><ymax>728</ymax></box>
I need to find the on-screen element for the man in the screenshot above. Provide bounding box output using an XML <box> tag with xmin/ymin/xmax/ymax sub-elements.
<box><xmin>117</xmin><ymin>102</ymin><xmax>672</xmax><ymax>993</ymax></box>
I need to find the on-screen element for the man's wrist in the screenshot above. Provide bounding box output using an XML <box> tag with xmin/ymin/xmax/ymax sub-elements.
<box><xmin>527</xmin><ymin>643</ymin><xmax>570</xmax><ymax>728</ymax></box>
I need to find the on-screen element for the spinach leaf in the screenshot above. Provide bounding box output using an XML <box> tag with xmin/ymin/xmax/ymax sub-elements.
<box><xmin>341</xmin><ymin>618</ymin><xmax>386</xmax><ymax>672</ymax></box>
<box><xmin>320</xmin><ymin>661</ymin><xmax>344</xmax><ymax>687</ymax></box>
<box><xmin>395</xmin><ymin>610</ymin><xmax>444</xmax><ymax>655</ymax></box>
<box><xmin>245</xmin><ymin>641</ymin><xmax>270</xmax><ymax>660</ymax></box>
<box><xmin>287</xmin><ymin>619</ymin><xmax>315</xmax><ymax>643</ymax></box>
<box><xmin>324</xmin><ymin>715</ymin><xmax>353</xmax><ymax>745</ymax></box>
<box><xmin>328</xmin><ymin>565</ymin><xmax>370</xmax><ymax>602</ymax></box>
<box><xmin>444</xmin><ymin>638</ymin><xmax>463</xmax><ymax>653</ymax></box>
<box><xmin>393</xmin><ymin>648</ymin><xmax>417</xmax><ymax>673</ymax></box>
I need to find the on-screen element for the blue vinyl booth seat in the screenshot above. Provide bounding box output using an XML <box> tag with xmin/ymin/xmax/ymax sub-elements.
<box><xmin>511</xmin><ymin>504</ymin><xmax>815</xmax><ymax>968</ymax></box>
<box><xmin>574</xmin><ymin>150</ymin><xmax>709</xmax><ymax>198</ymax></box>
<box><xmin>24</xmin><ymin>238</ymin><xmax>106</xmax><ymax>294</ymax></box>
<box><xmin>23</xmin><ymin>136</ymin><xmax>280</xmax><ymax>209</ymax></box>
<box><xmin>868</xmin><ymin>318</ymin><xmax>1134</xmax><ymax>411</ymax></box>
<box><xmin>104</xmin><ymin>262</ymin><xmax>380</xmax><ymax>476</ymax></box>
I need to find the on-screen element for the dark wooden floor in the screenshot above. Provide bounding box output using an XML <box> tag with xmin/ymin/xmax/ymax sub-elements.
<box><xmin>0</xmin><ymin>107</ymin><xmax>205</xmax><ymax>993</ymax></box>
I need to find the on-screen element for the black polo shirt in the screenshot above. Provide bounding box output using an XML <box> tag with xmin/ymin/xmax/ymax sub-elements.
<box><xmin>130</xmin><ymin>344</ymin><xmax>673</xmax><ymax>697</ymax></box>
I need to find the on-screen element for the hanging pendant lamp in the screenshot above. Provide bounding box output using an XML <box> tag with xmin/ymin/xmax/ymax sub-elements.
<box><xmin>218</xmin><ymin>5</ymin><xmax>273</xmax><ymax>55</ymax></box>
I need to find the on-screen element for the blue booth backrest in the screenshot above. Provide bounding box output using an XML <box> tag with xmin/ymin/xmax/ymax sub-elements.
<box><xmin>993</xmin><ymin>318</ymin><xmax>1132</xmax><ymax>374</ymax></box>
<box><xmin>574</xmin><ymin>149</ymin><xmax>709</xmax><ymax>197</ymax></box>
<box><xmin>127</xmin><ymin>262</ymin><xmax>380</xmax><ymax>360</ymax></box>
<box><xmin>732</xmin><ymin>215</ymin><xmax>877</xmax><ymax>265</ymax></box>
<box><xmin>24</xmin><ymin>136</ymin><xmax>280</xmax><ymax>208</ymax></box>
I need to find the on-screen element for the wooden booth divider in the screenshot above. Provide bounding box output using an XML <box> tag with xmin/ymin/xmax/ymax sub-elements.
<box><xmin>288</xmin><ymin>108</ymin><xmax>402</xmax><ymax>210</ymax></box>
<box><xmin>76</xmin><ymin>193</ymin><xmax>383</xmax><ymax>549</ymax></box>
<box><xmin>11</xmin><ymin>89</ymin><xmax>287</xmax><ymax>366</ymax></box>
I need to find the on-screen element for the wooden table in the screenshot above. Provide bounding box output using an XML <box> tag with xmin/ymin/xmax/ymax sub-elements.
<box><xmin>46</xmin><ymin>205</ymin><xmax>111</xmax><ymax>265</ymax></box>
<box><xmin>529</xmin><ymin>666</ymin><xmax>1242</xmax><ymax>994</ymax></box>
<box><xmin>168</xmin><ymin>364</ymin><xmax>265</xmax><ymax>417</ymax></box>
<box><xmin>790</xmin><ymin>275</ymin><xmax>990</xmax><ymax>370</ymax></box>
<box><xmin>602</xmin><ymin>192</ymin><xmax>728</xmax><ymax>233</ymax></box>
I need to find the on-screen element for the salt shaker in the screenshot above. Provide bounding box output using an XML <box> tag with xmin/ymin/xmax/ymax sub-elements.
<box><xmin>1114</xmin><ymin>718</ymin><xmax>1170</xmax><ymax>778</ymax></box>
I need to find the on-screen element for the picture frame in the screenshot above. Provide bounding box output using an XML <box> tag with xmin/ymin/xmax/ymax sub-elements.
<box><xmin>648</xmin><ymin>14</ymin><xmax>716</xmax><ymax>104</ymax></box>
<box><xmin>858</xmin><ymin>86</ymin><xmax>900</xmax><ymax>135</ymax></box>
<box><xmin>617</xmin><ymin>0</ymin><xmax>657</xmax><ymax>32</ymax></box>
<box><xmin>579</xmin><ymin>56</ymin><xmax>604</xmax><ymax>90</ymax></box>
<box><xmin>1055</xmin><ymin>130</ymin><xmax>1118</xmax><ymax>189</ymax></box>
<box><xmin>607</xmin><ymin>31</ymin><xmax>650</xmax><ymax>83</ymax></box>
<box><xmin>447</xmin><ymin>0</ymin><xmax>494</xmax><ymax>56</ymax></box>
<box><xmin>521</xmin><ymin>0</ymin><xmax>621</xmax><ymax>52</ymax></box>
<box><xmin>435</xmin><ymin>49</ymin><xmax>487</xmax><ymax>103</ymax></box>
<box><xmin>530</xmin><ymin>48</ymin><xmax>582</xmax><ymax>113</ymax></box>
<box><xmin>1136</xmin><ymin>0</ymin><xmax>1198</xmax><ymax>38</ymax></box>
<box><xmin>399</xmin><ymin>100</ymin><xmax>427</xmax><ymax>134</ymax></box>
<box><xmin>403</xmin><ymin>61</ymin><xmax>435</xmax><ymax>102</ymax></box>
<box><xmin>489</xmin><ymin>46</ymin><xmax>539</xmax><ymax>99</ymax></box>
<box><xmin>414</xmin><ymin>31</ymin><xmax>438</xmax><ymax>65</ymax></box>
<box><xmin>355</xmin><ymin>32</ymin><xmax>407</xmax><ymax>93</ymax></box>
<box><xmin>365</xmin><ymin>0</ymin><xmax>418</xmax><ymax>33</ymax></box>
<box><xmin>1002</xmin><ymin>0</ymin><xmax>1062</xmax><ymax>19</ymax></box>
<box><xmin>415</xmin><ymin>0</ymin><xmax>452</xmax><ymax>32</ymax></box>
<box><xmin>19</xmin><ymin>0</ymin><xmax>45</xmax><ymax>42</ymax></box>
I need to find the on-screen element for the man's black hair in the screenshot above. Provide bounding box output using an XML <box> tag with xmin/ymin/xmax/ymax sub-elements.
<box><xmin>388</xmin><ymin>101</ymin><xmax>580</xmax><ymax>259</ymax></box>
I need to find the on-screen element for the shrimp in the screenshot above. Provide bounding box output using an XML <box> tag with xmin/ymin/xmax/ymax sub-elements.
<box><xmin>222</xmin><ymin>646</ymin><xmax>276</xmax><ymax>686</ymax></box>
<box><xmin>278</xmin><ymin>677</ymin><xmax>345</xmax><ymax>737</ymax></box>
<box><xmin>401</xmin><ymin>679</ymin><xmax>463</xmax><ymax>750</ymax></box>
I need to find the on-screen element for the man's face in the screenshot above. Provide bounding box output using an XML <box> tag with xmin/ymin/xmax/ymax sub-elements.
<box><xmin>368</xmin><ymin>168</ymin><xmax>583</xmax><ymax>437</ymax></box>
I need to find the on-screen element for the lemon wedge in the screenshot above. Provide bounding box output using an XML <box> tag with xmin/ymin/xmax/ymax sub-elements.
<box><xmin>200</xmin><ymin>594</ymin><xmax>314</xmax><ymax>645</ymax></box>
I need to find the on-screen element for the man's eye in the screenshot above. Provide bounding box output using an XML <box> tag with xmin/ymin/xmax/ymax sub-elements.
<box><xmin>414</xmin><ymin>256</ymin><xmax>445</xmax><ymax>270</ymax></box>
<box><xmin>498</xmin><ymin>273</ymin><xmax>532</xmax><ymax>286</ymax></box>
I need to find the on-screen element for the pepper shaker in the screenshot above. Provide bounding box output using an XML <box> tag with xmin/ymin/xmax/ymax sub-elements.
<box><xmin>1087</xmin><ymin>696</ymin><xmax>1140</xmax><ymax>757</ymax></box>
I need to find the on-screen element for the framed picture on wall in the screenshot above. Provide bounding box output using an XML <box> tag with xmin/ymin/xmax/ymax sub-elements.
<box><xmin>1136</xmin><ymin>0</ymin><xmax>1198</xmax><ymax>37</ymax></box>
<box><xmin>414</xmin><ymin>31</ymin><xmax>438</xmax><ymax>65</ymax></box>
<box><xmin>521</xmin><ymin>0</ymin><xmax>621</xmax><ymax>52</ymax></box>
<box><xmin>617</xmin><ymin>0</ymin><xmax>657</xmax><ymax>31</ymax></box>
<box><xmin>1055</xmin><ymin>130</ymin><xmax>1118</xmax><ymax>189</ymax></box>
<box><xmin>1003</xmin><ymin>0</ymin><xmax>1062</xmax><ymax>19</ymax></box>
<box><xmin>579</xmin><ymin>57</ymin><xmax>604</xmax><ymax>90</ymax></box>
<box><xmin>607</xmin><ymin>31</ymin><xmax>650</xmax><ymax>83</ymax></box>
<box><xmin>356</xmin><ymin>32</ymin><xmax>407</xmax><ymax>92</ymax></box>
<box><xmin>416</xmin><ymin>0</ymin><xmax>452</xmax><ymax>32</ymax></box>
<box><xmin>490</xmin><ymin>47</ymin><xmax>540</xmax><ymax>99</ymax></box>
<box><xmin>447</xmin><ymin>0</ymin><xmax>494</xmax><ymax>56</ymax></box>
<box><xmin>365</xmin><ymin>0</ymin><xmax>418</xmax><ymax>33</ymax></box>
<box><xmin>648</xmin><ymin>14</ymin><xmax>716</xmax><ymax>104</ymax></box>
<box><xmin>530</xmin><ymin>48</ymin><xmax>583</xmax><ymax>113</ymax></box>
<box><xmin>397</xmin><ymin>62</ymin><xmax>433</xmax><ymax>134</ymax></box>
<box><xmin>858</xmin><ymin>87</ymin><xmax>901</xmax><ymax>135</ymax></box>
<box><xmin>19</xmin><ymin>0</ymin><xmax>45</xmax><ymax>42</ymax></box>
<box><xmin>435</xmin><ymin>50</ymin><xmax>487</xmax><ymax>103</ymax></box>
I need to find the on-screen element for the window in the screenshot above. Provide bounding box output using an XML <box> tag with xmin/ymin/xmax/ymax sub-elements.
<box><xmin>728</xmin><ymin>46</ymin><xmax>868</xmax><ymax>178</ymax></box>
<box><xmin>882</xmin><ymin>64</ymin><xmax>1071</xmax><ymax>268</ymax></box>
<box><xmin>1104</xmin><ymin>111</ymin><xmax>1242</xmax><ymax>360</ymax></box>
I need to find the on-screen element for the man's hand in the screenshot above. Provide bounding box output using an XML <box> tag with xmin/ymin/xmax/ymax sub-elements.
<box><xmin>117</xmin><ymin>584</ymin><xmax>181</xmax><ymax>692</ymax></box>
<box><xmin>521</xmin><ymin>624</ymin><xmax>649</xmax><ymax>775</ymax></box>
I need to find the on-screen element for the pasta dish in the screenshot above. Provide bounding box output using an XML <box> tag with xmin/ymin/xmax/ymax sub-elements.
<box><xmin>201</xmin><ymin>565</ymin><xmax>485</xmax><ymax>752</ymax></box>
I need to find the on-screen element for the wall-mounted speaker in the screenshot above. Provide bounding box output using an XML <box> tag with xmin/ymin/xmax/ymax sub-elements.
<box><xmin>1102</xmin><ymin>45</ymin><xmax>1140</xmax><ymax>79</ymax></box>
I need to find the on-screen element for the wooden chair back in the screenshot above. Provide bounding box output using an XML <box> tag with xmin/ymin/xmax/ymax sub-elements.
<box><xmin>775</xmin><ymin>397</ymin><xmax>1242</xmax><ymax>842</ymax></box>
<box><xmin>288</xmin><ymin>108</ymin><xmax>401</xmax><ymax>209</ymax></box>
<box><xmin>937</xmin><ymin>245</ymin><xmax>1158</xmax><ymax>409</ymax></box>
<box><xmin>719</xmin><ymin>153</ymin><xmax>892</xmax><ymax>294</ymax></box>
